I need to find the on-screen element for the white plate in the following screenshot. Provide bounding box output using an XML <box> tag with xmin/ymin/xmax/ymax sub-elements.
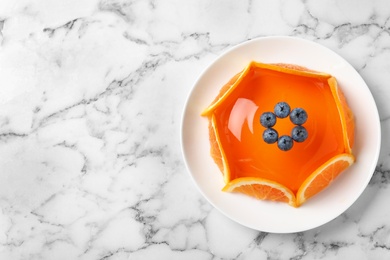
<box><xmin>181</xmin><ymin>36</ymin><xmax>381</xmax><ymax>233</ymax></box>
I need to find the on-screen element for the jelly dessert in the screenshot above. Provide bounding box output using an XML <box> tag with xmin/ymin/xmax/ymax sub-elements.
<box><xmin>201</xmin><ymin>61</ymin><xmax>355</xmax><ymax>207</ymax></box>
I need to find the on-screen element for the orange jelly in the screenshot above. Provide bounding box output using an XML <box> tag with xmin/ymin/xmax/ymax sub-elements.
<box><xmin>211</xmin><ymin>63</ymin><xmax>346</xmax><ymax>193</ymax></box>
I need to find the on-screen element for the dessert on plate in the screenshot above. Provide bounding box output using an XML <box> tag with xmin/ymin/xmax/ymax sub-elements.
<box><xmin>201</xmin><ymin>61</ymin><xmax>355</xmax><ymax>207</ymax></box>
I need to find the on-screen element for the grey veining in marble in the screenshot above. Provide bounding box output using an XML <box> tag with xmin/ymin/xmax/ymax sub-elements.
<box><xmin>0</xmin><ymin>0</ymin><xmax>390</xmax><ymax>259</ymax></box>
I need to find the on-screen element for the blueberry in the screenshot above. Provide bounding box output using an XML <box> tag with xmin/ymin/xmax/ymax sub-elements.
<box><xmin>291</xmin><ymin>125</ymin><xmax>308</xmax><ymax>142</ymax></box>
<box><xmin>274</xmin><ymin>102</ymin><xmax>290</xmax><ymax>118</ymax></box>
<box><xmin>263</xmin><ymin>128</ymin><xmax>278</xmax><ymax>144</ymax></box>
<box><xmin>278</xmin><ymin>135</ymin><xmax>293</xmax><ymax>151</ymax></box>
<box><xmin>260</xmin><ymin>112</ymin><xmax>276</xmax><ymax>128</ymax></box>
<box><xmin>290</xmin><ymin>108</ymin><xmax>308</xmax><ymax>125</ymax></box>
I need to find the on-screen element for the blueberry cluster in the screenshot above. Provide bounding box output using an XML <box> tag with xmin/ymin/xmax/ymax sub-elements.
<box><xmin>260</xmin><ymin>102</ymin><xmax>308</xmax><ymax>151</ymax></box>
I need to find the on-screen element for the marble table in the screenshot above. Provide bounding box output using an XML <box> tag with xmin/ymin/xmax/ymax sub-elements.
<box><xmin>0</xmin><ymin>0</ymin><xmax>389</xmax><ymax>259</ymax></box>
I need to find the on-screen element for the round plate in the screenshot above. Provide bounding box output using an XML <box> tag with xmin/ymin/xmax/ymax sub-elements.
<box><xmin>181</xmin><ymin>36</ymin><xmax>381</xmax><ymax>233</ymax></box>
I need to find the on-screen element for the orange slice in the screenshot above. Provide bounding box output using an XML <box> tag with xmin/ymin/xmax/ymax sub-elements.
<box><xmin>208</xmin><ymin>114</ymin><xmax>230</xmax><ymax>183</ymax></box>
<box><xmin>201</xmin><ymin>65</ymin><xmax>252</xmax><ymax>116</ymax></box>
<box><xmin>328</xmin><ymin>77</ymin><xmax>355</xmax><ymax>154</ymax></box>
<box><xmin>222</xmin><ymin>177</ymin><xmax>296</xmax><ymax>207</ymax></box>
<box><xmin>296</xmin><ymin>153</ymin><xmax>355</xmax><ymax>206</ymax></box>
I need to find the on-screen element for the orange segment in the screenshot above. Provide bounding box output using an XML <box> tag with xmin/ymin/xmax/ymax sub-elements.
<box><xmin>201</xmin><ymin>64</ymin><xmax>252</xmax><ymax>116</ymax></box>
<box><xmin>222</xmin><ymin>177</ymin><xmax>297</xmax><ymax>207</ymax></box>
<box><xmin>296</xmin><ymin>153</ymin><xmax>355</xmax><ymax>206</ymax></box>
<box><xmin>328</xmin><ymin>77</ymin><xmax>355</xmax><ymax>154</ymax></box>
<box><xmin>208</xmin><ymin>114</ymin><xmax>230</xmax><ymax>183</ymax></box>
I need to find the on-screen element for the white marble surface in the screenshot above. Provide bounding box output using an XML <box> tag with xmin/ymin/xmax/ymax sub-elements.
<box><xmin>0</xmin><ymin>0</ymin><xmax>389</xmax><ymax>259</ymax></box>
